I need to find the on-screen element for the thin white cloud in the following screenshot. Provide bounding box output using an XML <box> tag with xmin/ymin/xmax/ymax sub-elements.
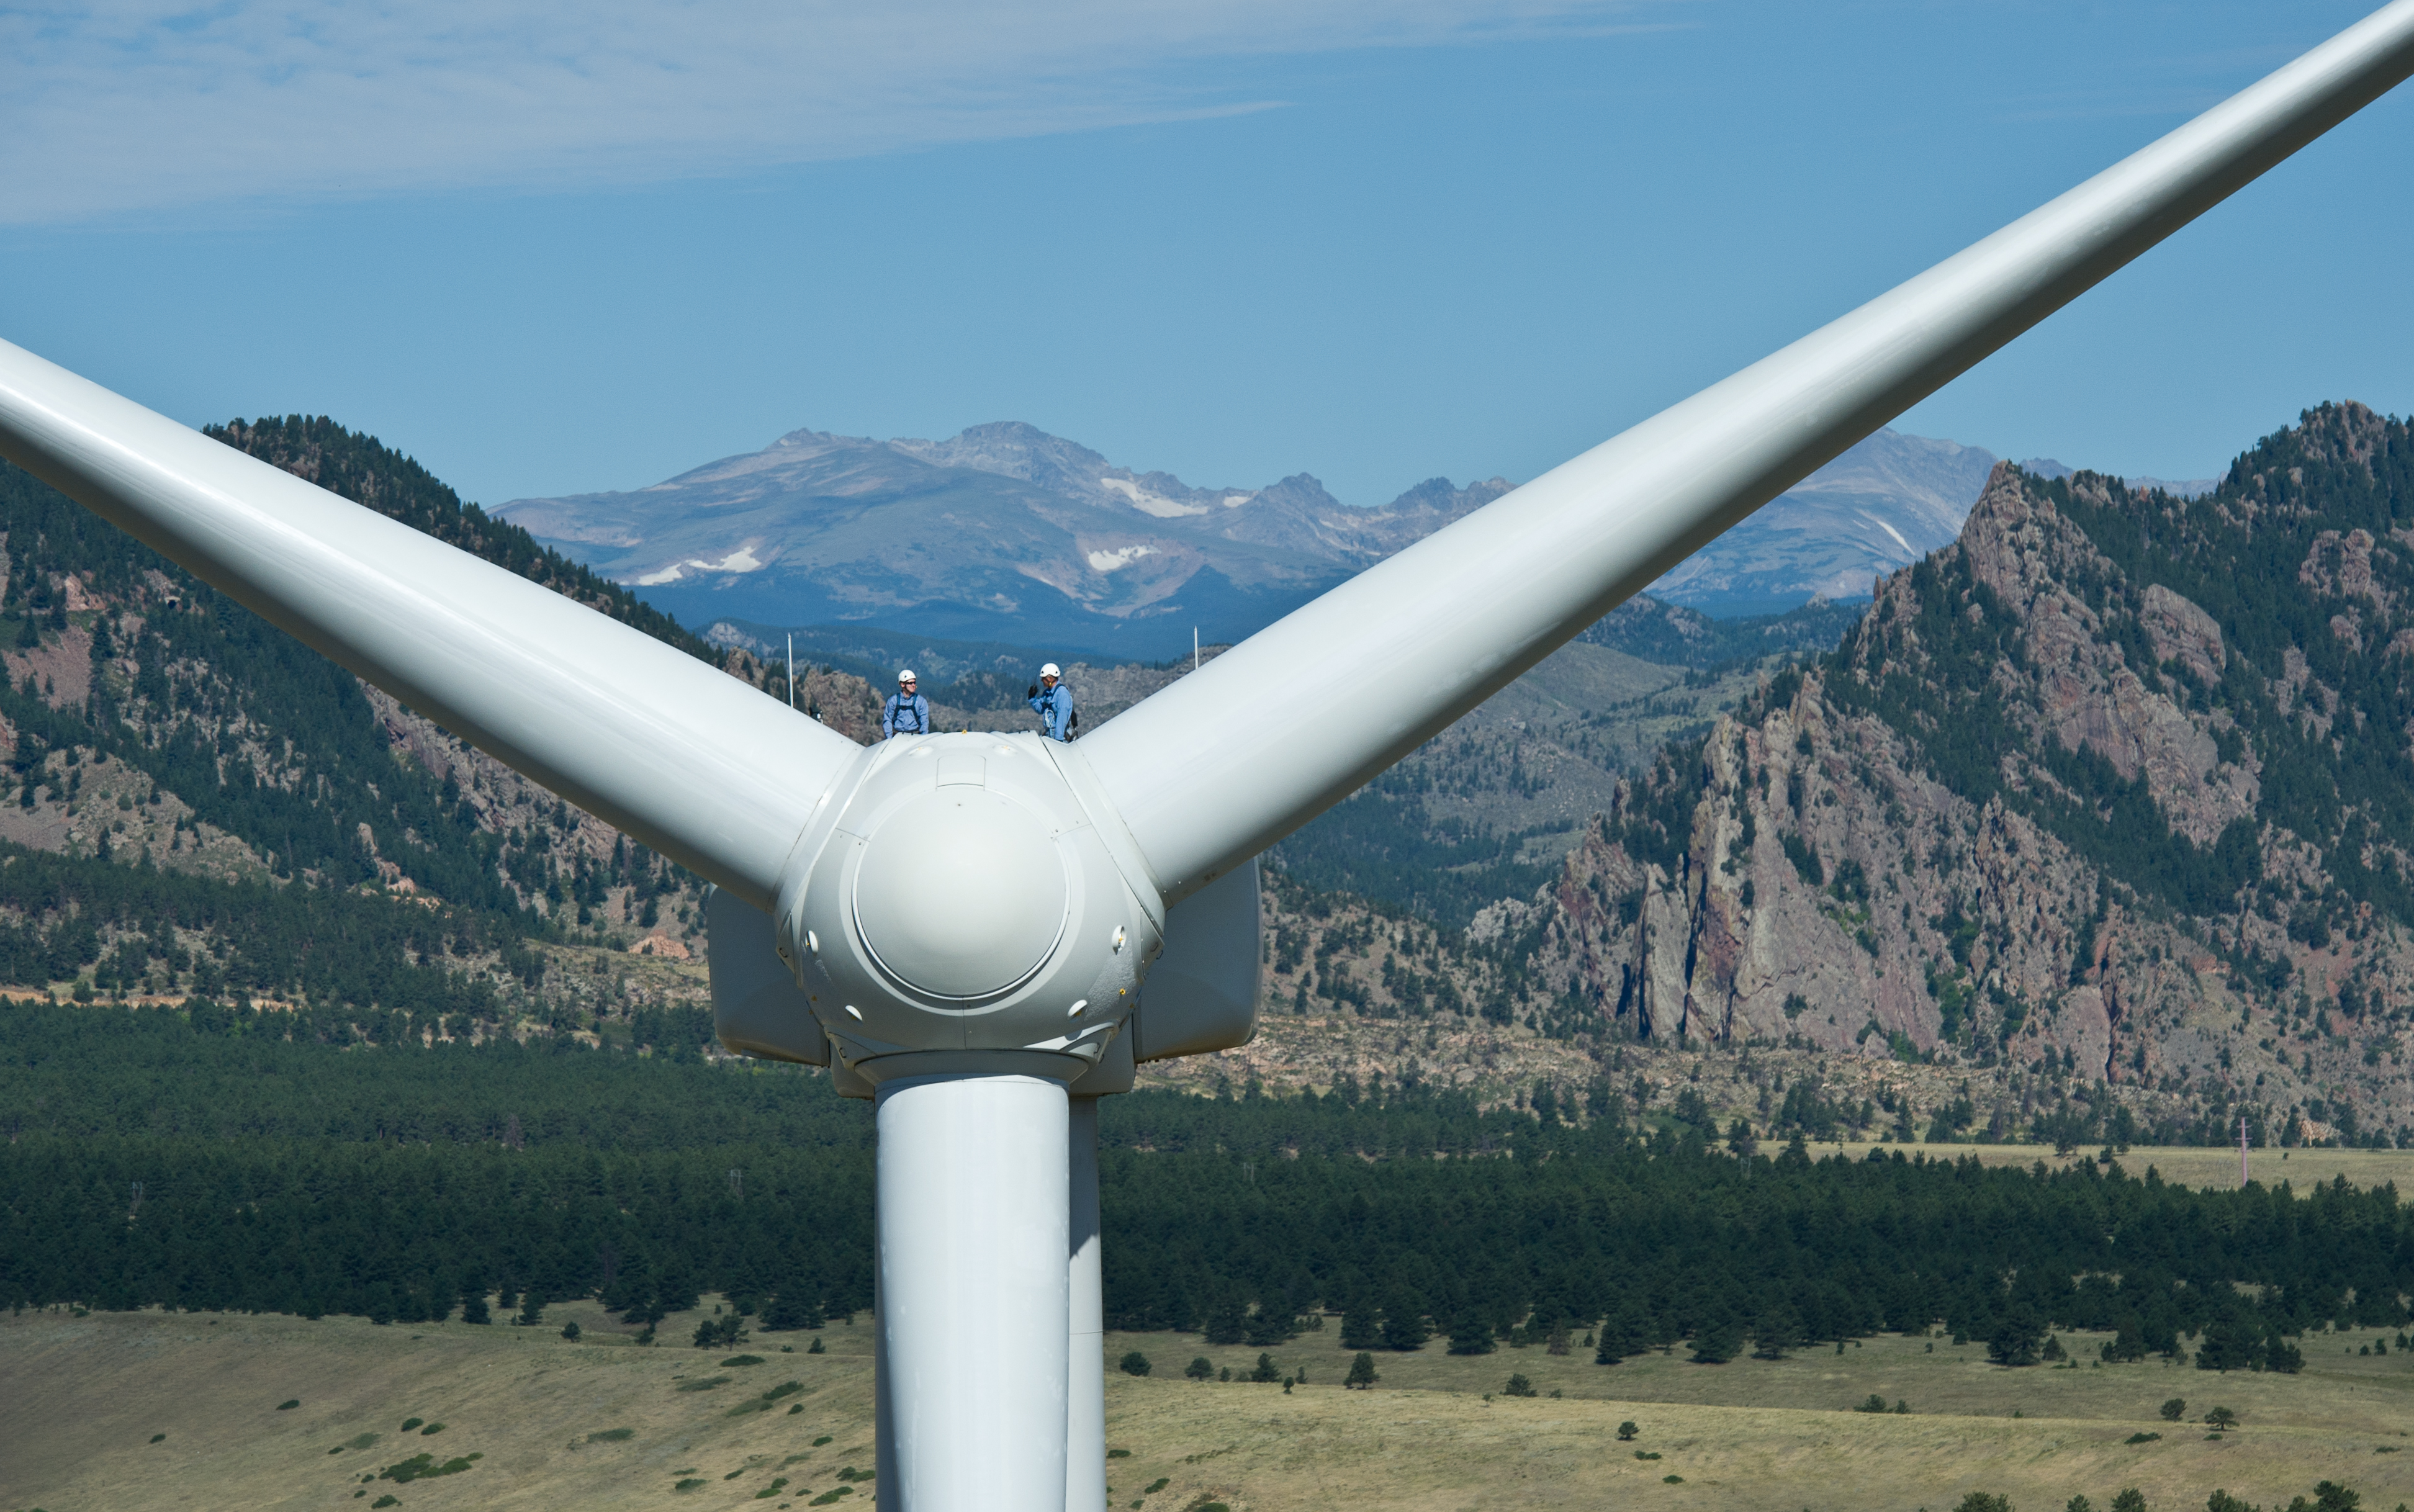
<box><xmin>0</xmin><ymin>0</ymin><xmax>1677</xmax><ymax>224</ymax></box>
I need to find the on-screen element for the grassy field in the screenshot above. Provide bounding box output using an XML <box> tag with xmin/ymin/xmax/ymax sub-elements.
<box><xmin>9</xmin><ymin>1294</ymin><xmax>2414</xmax><ymax>1512</ymax></box>
<box><xmin>1826</xmin><ymin>1143</ymin><xmax>2414</xmax><ymax>1195</ymax></box>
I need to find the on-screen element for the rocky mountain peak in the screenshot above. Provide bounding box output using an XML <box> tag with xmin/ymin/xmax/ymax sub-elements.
<box><xmin>2286</xmin><ymin>399</ymin><xmax>2390</xmax><ymax>473</ymax></box>
<box><xmin>886</xmin><ymin>421</ymin><xmax>1119</xmax><ymax>500</ymax></box>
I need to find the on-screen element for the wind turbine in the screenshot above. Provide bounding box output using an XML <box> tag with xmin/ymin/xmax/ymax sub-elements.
<box><xmin>5</xmin><ymin>6</ymin><xmax>2414</xmax><ymax>1506</ymax></box>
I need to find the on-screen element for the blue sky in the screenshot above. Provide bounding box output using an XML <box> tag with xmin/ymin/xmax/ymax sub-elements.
<box><xmin>2</xmin><ymin>1</ymin><xmax>2409</xmax><ymax>510</ymax></box>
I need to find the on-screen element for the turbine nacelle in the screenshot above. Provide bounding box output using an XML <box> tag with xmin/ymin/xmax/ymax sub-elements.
<box><xmin>775</xmin><ymin>732</ymin><xmax>1166</xmax><ymax>1088</ymax></box>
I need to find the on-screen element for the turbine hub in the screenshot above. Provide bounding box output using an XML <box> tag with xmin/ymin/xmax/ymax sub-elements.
<box><xmin>851</xmin><ymin>788</ymin><xmax>1068</xmax><ymax>1001</ymax></box>
<box><xmin>775</xmin><ymin>733</ymin><xmax>1164</xmax><ymax>1087</ymax></box>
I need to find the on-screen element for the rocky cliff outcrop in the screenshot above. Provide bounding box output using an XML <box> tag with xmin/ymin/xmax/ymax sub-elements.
<box><xmin>1464</xmin><ymin>405</ymin><xmax>2414</xmax><ymax>1144</ymax></box>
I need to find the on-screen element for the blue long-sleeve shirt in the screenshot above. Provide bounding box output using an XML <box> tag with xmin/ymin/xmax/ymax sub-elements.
<box><xmin>881</xmin><ymin>691</ymin><xmax>931</xmax><ymax>738</ymax></box>
<box><xmin>1027</xmin><ymin>683</ymin><xmax>1074</xmax><ymax>741</ymax></box>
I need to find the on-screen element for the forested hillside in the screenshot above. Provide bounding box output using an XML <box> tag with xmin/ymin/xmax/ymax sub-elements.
<box><xmin>212</xmin><ymin>416</ymin><xmax>727</xmax><ymax>662</ymax></box>
<box><xmin>0</xmin><ymin>420</ymin><xmax>878</xmax><ymax>1032</ymax></box>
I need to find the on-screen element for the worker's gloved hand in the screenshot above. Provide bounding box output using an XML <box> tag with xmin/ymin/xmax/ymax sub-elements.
<box><xmin>1026</xmin><ymin>684</ymin><xmax>1038</xmax><ymax>699</ymax></box>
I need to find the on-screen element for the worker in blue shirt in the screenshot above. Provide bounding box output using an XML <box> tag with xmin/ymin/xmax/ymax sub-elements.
<box><xmin>1025</xmin><ymin>662</ymin><xmax>1075</xmax><ymax>742</ymax></box>
<box><xmin>881</xmin><ymin>670</ymin><xmax>930</xmax><ymax>739</ymax></box>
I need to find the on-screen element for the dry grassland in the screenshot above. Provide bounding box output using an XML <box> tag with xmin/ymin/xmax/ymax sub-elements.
<box><xmin>10</xmin><ymin>1295</ymin><xmax>2414</xmax><ymax>1512</ymax></box>
<box><xmin>1827</xmin><ymin>1143</ymin><xmax>2414</xmax><ymax>1195</ymax></box>
<box><xmin>0</xmin><ymin>1298</ymin><xmax>874</xmax><ymax>1512</ymax></box>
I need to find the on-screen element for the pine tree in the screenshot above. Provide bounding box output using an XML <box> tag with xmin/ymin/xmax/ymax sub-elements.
<box><xmin>1597</xmin><ymin>1303</ymin><xmax>1649</xmax><ymax>1365</ymax></box>
<box><xmin>1448</xmin><ymin>1314</ymin><xmax>1495</xmax><ymax>1356</ymax></box>
<box><xmin>1245</xmin><ymin>1303</ymin><xmax>1291</xmax><ymax>1348</ymax></box>
<box><xmin>1203</xmin><ymin>1295</ymin><xmax>1248</xmax><ymax>1346</ymax></box>
<box><xmin>1546</xmin><ymin>1318</ymin><xmax>1572</xmax><ymax>1356</ymax></box>
<box><xmin>762</xmin><ymin>1285</ymin><xmax>827</xmax><ymax>1332</ymax></box>
<box><xmin>1340</xmin><ymin>1305</ymin><xmax>1380</xmax><ymax>1351</ymax></box>
<box><xmin>1690</xmin><ymin>1316</ymin><xmax>1742</xmax><ymax>1365</ymax></box>
<box><xmin>1344</xmin><ymin>1352</ymin><xmax>1379</xmax><ymax>1390</ymax></box>
<box><xmin>1986</xmin><ymin>1308</ymin><xmax>2045</xmax><ymax>1367</ymax></box>
<box><xmin>1379</xmin><ymin>1296</ymin><xmax>1429</xmax><ymax>1352</ymax></box>
<box><xmin>1751</xmin><ymin>1303</ymin><xmax>1803</xmax><ymax>1361</ymax></box>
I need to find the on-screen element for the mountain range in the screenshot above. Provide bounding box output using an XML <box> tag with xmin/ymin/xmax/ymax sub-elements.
<box><xmin>495</xmin><ymin>423</ymin><xmax>1506</xmax><ymax>659</ymax></box>
<box><xmin>0</xmin><ymin>392</ymin><xmax>2395</xmax><ymax>1145</ymax></box>
<box><xmin>496</xmin><ymin>421</ymin><xmax>2159</xmax><ymax>653</ymax></box>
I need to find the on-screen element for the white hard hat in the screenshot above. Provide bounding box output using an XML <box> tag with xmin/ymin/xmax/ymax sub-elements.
<box><xmin>1040</xmin><ymin>663</ymin><xmax>1060</xmax><ymax>678</ymax></box>
<box><xmin>898</xmin><ymin>668</ymin><xmax>917</xmax><ymax>683</ymax></box>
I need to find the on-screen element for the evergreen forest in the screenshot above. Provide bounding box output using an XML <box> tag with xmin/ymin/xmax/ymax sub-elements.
<box><xmin>0</xmin><ymin>998</ymin><xmax>2397</xmax><ymax>1375</ymax></box>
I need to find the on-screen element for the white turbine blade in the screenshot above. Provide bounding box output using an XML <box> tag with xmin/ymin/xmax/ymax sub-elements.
<box><xmin>1083</xmin><ymin>2</ymin><xmax>2414</xmax><ymax>900</ymax></box>
<box><xmin>0</xmin><ymin>338</ymin><xmax>861</xmax><ymax>907</ymax></box>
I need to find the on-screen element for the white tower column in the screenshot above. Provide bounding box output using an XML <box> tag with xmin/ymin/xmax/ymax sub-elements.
<box><xmin>1066</xmin><ymin>1097</ymin><xmax>1104</xmax><ymax>1512</ymax></box>
<box><xmin>876</xmin><ymin>1073</ymin><xmax>1071</xmax><ymax>1512</ymax></box>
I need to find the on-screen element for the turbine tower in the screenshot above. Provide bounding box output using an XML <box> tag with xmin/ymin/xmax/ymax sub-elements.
<box><xmin>6</xmin><ymin>7</ymin><xmax>2414</xmax><ymax>1507</ymax></box>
